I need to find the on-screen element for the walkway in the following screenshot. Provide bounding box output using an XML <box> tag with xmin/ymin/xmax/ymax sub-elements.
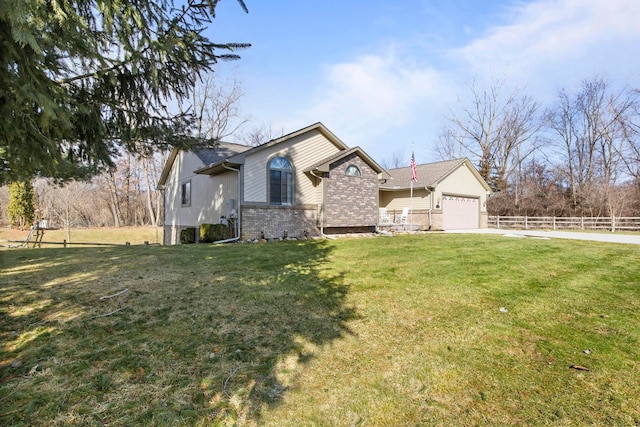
<box><xmin>444</xmin><ymin>228</ymin><xmax>640</xmax><ymax>245</ymax></box>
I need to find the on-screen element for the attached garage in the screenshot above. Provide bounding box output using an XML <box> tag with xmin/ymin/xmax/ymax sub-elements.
<box><xmin>379</xmin><ymin>158</ymin><xmax>491</xmax><ymax>231</ymax></box>
<box><xmin>442</xmin><ymin>195</ymin><xmax>479</xmax><ymax>229</ymax></box>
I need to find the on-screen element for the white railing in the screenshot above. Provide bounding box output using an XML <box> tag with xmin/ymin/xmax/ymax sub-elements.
<box><xmin>488</xmin><ymin>216</ymin><xmax>640</xmax><ymax>232</ymax></box>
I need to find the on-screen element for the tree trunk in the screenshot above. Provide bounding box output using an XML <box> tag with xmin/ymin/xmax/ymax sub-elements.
<box><xmin>142</xmin><ymin>157</ymin><xmax>159</xmax><ymax>227</ymax></box>
<box><xmin>105</xmin><ymin>170</ymin><xmax>123</xmax><ymax>227</ymax></box>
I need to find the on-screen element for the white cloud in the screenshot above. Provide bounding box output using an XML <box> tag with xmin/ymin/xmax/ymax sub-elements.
<box><xmin>452</xmin><ymin>0</ymin><xmax>640</xmax><ymax>92</ymax></box>
<box><xmin>292</xmin><ymin>50</ymin><xmax>444</xmax><ymax>149</ymax></box>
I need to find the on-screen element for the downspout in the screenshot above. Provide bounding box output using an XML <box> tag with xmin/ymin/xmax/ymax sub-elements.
<box><xmin>213</xmin><ymin>236</ymin><xmax>240</xmax><ymax>245</ymax></box>
<box><xmin>161</xmin><ymin>187</ymin><xmax>166</xmax><ymax>244</ymax></box>
<box><xmin>309</xmin><ymin>170</ymin><xmax>335</xmax><ymax>239</ymax></box>
<box><xmin>220</xmin><ymin>161</ymin><xmax>241</xmax><ymax>243</ymax></box>
<box><xmin>427</xmin><ymin>186</ymin><xmax>434</xmax><ymax>231</ymax></box>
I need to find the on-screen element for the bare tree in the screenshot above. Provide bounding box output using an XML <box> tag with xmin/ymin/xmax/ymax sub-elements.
<box><xmin>192</xmin><ymin>73</ymin><xmax>249</xmax><ymax>141</ymax></box>
<box><xmin>104</xmin><ymin>167</ymin><xmax>124</xmax><ymax>227</ymax></box>
<box><xmin>619</xmin><ymin>88</ymin><xmax>640</xmax><ymax>180</ymax></box>
<box><xmin>545</xmin><ymin>77</ymin><xmax>636</xmax><ymax>215</ymax></box>
<box><xmin>486</xmin><ymin>159</ymin><xmax>571</xmax><ymax>217</ymax></box>
<box><xmin>435</xmin><ymin>127</ymin><xmax>466</xmax><ymax>160</ymax></box>
<box><xmin>379</xmin><ymin>149</ymin><xmax>407</xmax><ymax>170</ymax></box>
<box><xmin>30</xmin><ymin>169</ymin><xmax>157</xmax><ymax>230</ymax></box>
<box><xmin>438</xmin><ymin>77</ymin><xmax>541</xmax><ymax>191</ymax></box>
<box><xmin>239</xmin><ymin>124</ymin><xmax>284</xmax><ymax>146</ymax></box>
<box><xmin>139</xmin><ymin>151</ymin><xmax>168</xmax><ymax>227</ymax></box>
<box><xmin>44</xmin><ymin>181</ymin><xmax>92</xmax><ymax>241</ymax></box>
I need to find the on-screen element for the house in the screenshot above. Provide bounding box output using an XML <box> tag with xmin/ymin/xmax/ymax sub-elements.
<box><xmin>379</xmin><ymin>158</ymin><xmax>492</xmax><ymax>230</ymax></box>
<box><xmin>157</xmin><ymin>122</ymin><xmax>390</xmax><ymax>244</ymax></box>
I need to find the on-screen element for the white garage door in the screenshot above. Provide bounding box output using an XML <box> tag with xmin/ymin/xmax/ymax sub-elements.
<box><xmin>442</xmin><ymin>195</ymin><xmax>479</xmax><ymax>229</ymax></box>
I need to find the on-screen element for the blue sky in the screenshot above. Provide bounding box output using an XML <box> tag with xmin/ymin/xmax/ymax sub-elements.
<box><xmin>208</xmin><ymin>0</ymin><xmax>640</xmax><ymax>166</ymax></box>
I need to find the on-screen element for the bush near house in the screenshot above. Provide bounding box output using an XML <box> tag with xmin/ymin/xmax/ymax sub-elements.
<box><xmin>200</xmin><ymin>223</ymin><xmax>230</xmax><ymax>243</ymax></box>
<box><xmin>180</xmin><ymin>227</ymin><xmax>196</xmax><ymax>244</ymax></box>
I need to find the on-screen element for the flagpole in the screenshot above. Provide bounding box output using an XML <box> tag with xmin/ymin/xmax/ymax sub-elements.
<box><xmin>410</xmin><ymin>179</ymin><xmax>413</xmax><ymax>227</ymax></box>
<box><xmin>410</xmin><ymin>143</ymin><xmax>414</xmax><ymax>227</ymax></box>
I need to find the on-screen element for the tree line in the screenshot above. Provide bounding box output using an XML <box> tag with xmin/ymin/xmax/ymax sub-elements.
<box><xmin>0</xmin><ymin>151</ymin><xmax>166</xmax><ymax>229</ymax></box>
<box><xmin>437</xmin><ymin>76</ymin><xmax>640</xmax><ymax>217</ymax></box>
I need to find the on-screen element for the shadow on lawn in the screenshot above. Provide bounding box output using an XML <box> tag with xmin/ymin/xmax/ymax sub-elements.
<box><xmin>0</xmin><ymin>240</ymin><xmax>356</xmax><ymax>425</ymax></box>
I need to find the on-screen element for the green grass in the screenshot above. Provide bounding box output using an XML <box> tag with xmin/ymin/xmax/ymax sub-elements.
<box><xmin>1</xmin><ymin>234</ymin><xmax>639</xmax><ymax>426</ymax></box>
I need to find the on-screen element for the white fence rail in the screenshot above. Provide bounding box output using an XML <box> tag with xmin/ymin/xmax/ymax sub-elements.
<box><xmin>488</xmin><ymin>216</ymin><xmax>640</xmax><ymax>231</ymax></box>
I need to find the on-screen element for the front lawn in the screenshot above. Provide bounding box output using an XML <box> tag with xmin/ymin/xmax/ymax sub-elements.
<box><xmin>1</xmin><ymin>234</ymin><xmax>639</xmax><ymax>425</ymax></box>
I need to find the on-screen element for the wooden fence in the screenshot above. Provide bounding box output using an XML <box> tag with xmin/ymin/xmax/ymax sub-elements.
<box><xmin>5</xmin><ymin>240</ymin><xmax>152</xmax><ymax>248</ymax></box>
<box><xmin>488</xmin><ymin>216</ymin><xmax>640</xmax><ymax>232</ymax></box>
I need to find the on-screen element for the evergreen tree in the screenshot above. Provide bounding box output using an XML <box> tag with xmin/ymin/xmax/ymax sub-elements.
<box><xmin>0</xmin><ymin>0</ymin><xmax>250</xmax><ymax>184</ymax></box>
<box><xmin>8</xmin><ymin>180</ymin><xmax>35</xmax><ymax>229</ymax></box>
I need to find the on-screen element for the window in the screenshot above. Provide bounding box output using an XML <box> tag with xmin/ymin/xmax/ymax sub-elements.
<box><xmin>345</xmin><ymin>164</ymin><xmax>361</xmax><ymax>176</ymax></box>
<box><xmin>270</xmin><ymin>157</ymin><xmax>293</xmax><ymax>205</ymax></box>
<box><xmin>181</xmin><ymin>181</ymin><xmax>191</xmax><ymax>207</ymax></box>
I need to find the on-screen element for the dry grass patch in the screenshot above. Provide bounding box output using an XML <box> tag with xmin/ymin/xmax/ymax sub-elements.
<box><xmin>0</xmin><ymin>226</ymin><xmax>162</xmax><ymax>248</ymax></box>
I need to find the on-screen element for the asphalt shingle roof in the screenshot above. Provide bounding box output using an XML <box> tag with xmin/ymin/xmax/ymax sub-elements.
<box><xmin>380</xmin><ymin>158</ymin><xmax>467</xmax><ymax>189</ymax></box>
<box><xmin>194</xmin><ymin>142</ymin><xmax>251</xmax><ymax>165</ymax></box>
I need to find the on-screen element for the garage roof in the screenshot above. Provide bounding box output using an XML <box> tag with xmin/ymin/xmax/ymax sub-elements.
<box><xmin>380</xmin><ymin>158</ymin><xmax>491</xmax><ymax>191</ymax></box>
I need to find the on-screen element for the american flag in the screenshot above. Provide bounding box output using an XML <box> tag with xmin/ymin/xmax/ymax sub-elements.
<box><xmin>410</xmin><ymin>150</ymin><xmax>418</xmax><ymax>182</ymax></box>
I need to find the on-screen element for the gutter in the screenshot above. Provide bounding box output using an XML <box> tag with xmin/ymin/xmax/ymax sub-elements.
<box><xmin>162</xmin><ymin>187</ymin><xmax>166</xmax><ymax>244</ymax></box>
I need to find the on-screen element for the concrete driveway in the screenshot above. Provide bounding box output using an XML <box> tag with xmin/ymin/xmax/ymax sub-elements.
<box><xmin>444</xmin><ymin>228</ymin><xmax>640</xmax><ymax>245</ymax></box>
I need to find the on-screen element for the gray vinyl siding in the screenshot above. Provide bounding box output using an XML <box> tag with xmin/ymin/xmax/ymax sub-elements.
<box><xmin>163</xmin><ymin>152</ymin><xmax>238</xmax><ymax>228</ymax></box>
<box><xmin>163</xmin><ymin>151</ymin><xmax>206</xmax><ymax>227</ymax></box>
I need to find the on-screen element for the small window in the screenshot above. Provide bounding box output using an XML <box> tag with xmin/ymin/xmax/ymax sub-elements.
<box><xmin>270</xmin><ymin>157</ymin><xmax>293</xmax><ymax>205</ymax></box>
<box><xmin>181</xmin><ymin>181</ymin><xmax>191</xmax><ymax>207</ymax></box>
<box><xmin>345</xmin><ymin>164</ymin><xmax>361</xmax><ymax>176</ymax></box>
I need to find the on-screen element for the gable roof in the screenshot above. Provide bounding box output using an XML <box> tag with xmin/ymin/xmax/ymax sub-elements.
<box><xmin>247</xmin><ymin>122</ymin><xmax>349</xmax><ymax>155</ymax></box>
<box><xmin>380</xmin><ymin>158</ymin><xmax>491</xmax><ymax>192</ymax></box>
<box><xmin>157</xmin><ymin>142</ymin><xmax>250</xmax><ymax>187</ymax></box>
<box><xmin>194</xmin><ymin>122</ymin><xmax>351</xmax><ymax>175</ymax></box>
<box><xmin>157</xmin><ymin>122</ymin><xmax>391</xmax><ymax>185</ymax></box>
<box><xmin>305</xmin><ymin>146</ymin><xmax>391</xmax><ymax>178</ymax></box>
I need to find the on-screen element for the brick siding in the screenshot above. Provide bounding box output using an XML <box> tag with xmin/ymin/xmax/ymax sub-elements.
<box><xmin>324</xmin><ymin>153</ymin><xmax>378</xmax><ymax>228</ymax></box>
<box><xmin>241</xmin><ymin>204</ymin><xmax>320</xmax><ymax>240</ymax></box>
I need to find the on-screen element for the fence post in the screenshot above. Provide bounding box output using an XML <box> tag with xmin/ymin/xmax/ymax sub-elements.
<box><xmin>63</xmin><ymin>239</ymin><xmax>67</xmax><ymax>248</ymax></box>
<box><xmin>524</xmin><ymin>216</ymin><xmax>528</xmax><ymax>230</ymax></box>
<box><xmin>496</xmin><ymin>216</ymin><xmax>500</xmax><ymax>229</ymax></box>
<box><xmin>581</xmin><ymin>217</ymin><xmax>584</xmax><ymax>230</ymax></box>
<box><xmin>553</xmin><ymin>216</ymin><xmax>556</xmax><ymax>230</ymax></box>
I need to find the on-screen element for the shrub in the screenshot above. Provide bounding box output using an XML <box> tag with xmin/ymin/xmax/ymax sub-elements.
<box><xmin>199</xmin><ymin>223</ymin><xmax>229</xmax><ymax>243</ymax></box>
<box><xmin>179</xmin><ymin>227</ymin><xmax>196</xmax><ymax>244</ymax></box>
<box><xmin>8</xmin><ymin>180</ymin><xmax>35</xmax><ymax>230</ymax></box>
